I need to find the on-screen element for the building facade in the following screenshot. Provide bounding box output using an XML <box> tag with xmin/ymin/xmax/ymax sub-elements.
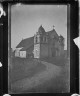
<box><xmin>15</xmin><ymin>25</ymin><xmax>64</xmax><ymax>58</ymax></box>
<box><xmin>34</xmin><ymin>25</ymin><xmax>64</xmax><ymax>58</ymax></box>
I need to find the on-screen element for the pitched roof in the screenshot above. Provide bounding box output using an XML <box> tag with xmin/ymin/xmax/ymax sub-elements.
<box><xmin>16</xmin><ymin>36</ymin><xmax>34</xmax><ymax>49</ymax></box>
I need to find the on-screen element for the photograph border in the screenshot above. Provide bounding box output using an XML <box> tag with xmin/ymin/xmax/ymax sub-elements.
<box><xmin>1</xmin><ymin>0</ymin><xmax>79</xmax><ymax>95</ymax></box>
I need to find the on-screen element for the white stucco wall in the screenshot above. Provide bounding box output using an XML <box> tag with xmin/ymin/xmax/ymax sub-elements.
<box><xmin>34</xmin><ymin>44</ymin><xmax>40</xmax><ymax>58</ymax></box>
<box><xmin>15</xmin><ymin>50</ymin><xmax>20</xmax><ymax>57</ymax></box>
<box><xmin>15</xmin><ymin>47</ymin><xmax>23</xmax><ymax>57</ymax></box>
<box><xmin>20</xmin><ymin>51</ymin><xmax>26</xmax><ymax>58</ymax></box>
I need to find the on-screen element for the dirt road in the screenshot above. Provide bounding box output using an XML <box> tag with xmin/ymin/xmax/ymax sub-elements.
<box><xmin>11</xmin><ymin>60</ymin><xmax>65</xmax><ymax>93</ymax></box>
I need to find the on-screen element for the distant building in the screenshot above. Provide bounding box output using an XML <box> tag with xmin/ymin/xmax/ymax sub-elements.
<box><xmin>15</xmin><ymin>37</ymin><xmax>34</xmax><ymax>58</ymax></box>
<box><xmin>15</xmin><ymin>25</ymin><xmax>64</xmax><ymax>58</ymax></box>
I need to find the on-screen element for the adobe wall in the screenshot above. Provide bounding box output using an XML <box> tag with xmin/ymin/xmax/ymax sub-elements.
<box><xmin>59</xmin><ymin>46</ymin><xmax>64</xmax><ymax>55</ymax></box>
<box><xmin>48</xmin><ymin>44</ymin><xmax>57</xmax><ymax>57</ymax></box>
<box><xmin>20</xmin><ymin>51</ymin><xmax>26</xmax><ymax>58</ymax></box>
<box><xmin>40</xmin><ymin>44</ymin><xmax>49</xmax><ymax>58</ymax></box>
<box><xmin>34</xmin><ymin>44</ymin><xmax>40</xmax><ymax>58</ymax></box>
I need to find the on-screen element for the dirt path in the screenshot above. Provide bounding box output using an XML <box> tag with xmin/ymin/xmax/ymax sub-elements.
<box><xmin>11</xmin><ymin>60</ymin><xmax>62</xmax><ymax>93</ymax></box>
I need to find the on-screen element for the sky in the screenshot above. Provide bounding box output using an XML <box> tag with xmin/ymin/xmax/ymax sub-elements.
<box><xmin>11</xmin><ymin>4</ymin><xmax>67</xmax><ymax>50</ymax></box>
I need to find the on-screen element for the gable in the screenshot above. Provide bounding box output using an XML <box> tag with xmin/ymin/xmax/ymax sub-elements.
<box><xmin>47</xmin><ymin>29</ymin><xmax>59</xmax><ymax>40</ymax></box>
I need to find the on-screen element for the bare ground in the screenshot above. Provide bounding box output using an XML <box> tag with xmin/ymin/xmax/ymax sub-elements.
<box><xmin>9</xmin><ymin>58</ymin><xmax>70</xmax><ymax>93</ymax></box>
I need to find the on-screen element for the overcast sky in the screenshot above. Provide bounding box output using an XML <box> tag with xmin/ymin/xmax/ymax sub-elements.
<box><xmin>11</xmin><ymin>4</ymin><xmax>67</xmax><ymax>50</ymax></box>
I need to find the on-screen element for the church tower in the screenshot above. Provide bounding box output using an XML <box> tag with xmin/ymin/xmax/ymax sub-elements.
<box><xmin>34</xmin><ymin>25</ymin><xmax>48</xmax><ymax>58</ymax></box>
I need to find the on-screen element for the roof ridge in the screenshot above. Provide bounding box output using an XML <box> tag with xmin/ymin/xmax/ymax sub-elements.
<box><xmin>22</xmin><ymin>36</ymin><xmax>34</xmax><ymax>41</ymax></box>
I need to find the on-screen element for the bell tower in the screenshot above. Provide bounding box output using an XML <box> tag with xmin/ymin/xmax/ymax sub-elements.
<box><xmin>34</xmin><ymin>25</ymin><xmax>48</xmax><ymax>58</ymax></box>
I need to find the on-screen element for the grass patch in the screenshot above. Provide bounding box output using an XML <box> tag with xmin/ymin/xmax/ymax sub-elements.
<box><xmin>40</xmin><ymin>56</ymin><xmax>68</xmax><ymax>66</ymax></box>
<box><xmin>9</xmin><ymin>57</ymin><xmax>46</xmax><ymax>83</ymax></box>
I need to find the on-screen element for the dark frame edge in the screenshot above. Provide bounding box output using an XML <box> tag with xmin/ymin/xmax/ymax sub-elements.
<box><xmin>1</xmin><ymin>0</ymin><xmax>79</xmax><ymax>95</ymax></box>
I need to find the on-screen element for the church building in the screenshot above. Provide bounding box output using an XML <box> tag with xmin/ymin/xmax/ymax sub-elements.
<box><xmin>15</xmin><ymin>25</ymin><xmax>64</xmax><ymax>58</ymax></box>
<box><xmin>34</xmin><ymin>25</ymin><xmax>64</xmax><ymax>58</ymax></box>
